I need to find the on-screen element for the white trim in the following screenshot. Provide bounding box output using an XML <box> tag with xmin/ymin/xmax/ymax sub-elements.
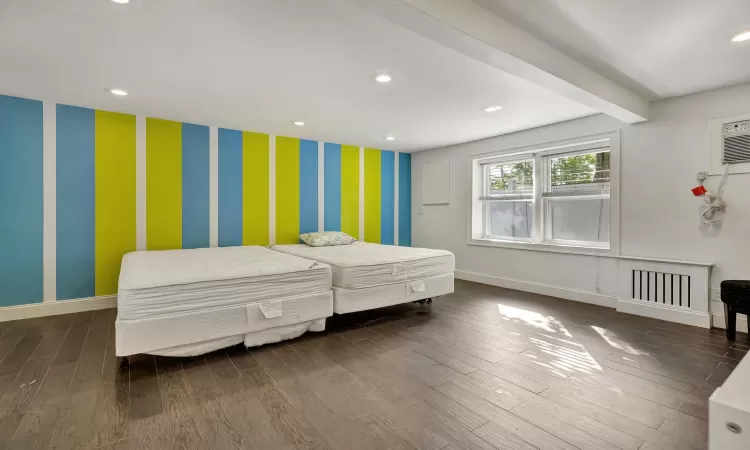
<box><xmin>0</xmin><ymin>296</ymin><xmax>117</xmax><ymax>322</ymax></box>
<box><xmin>42</xmin><ymin>101</ymin><xmax>56</xmax><ymax>303</ymax></box>
<box><xmin>268</xmin><ymin>135</ymin><xmax>276</xmax><ymax>245</ymax></box>
<box><xmin>469</xmin><ymin>237</ymin><xmax>612</xmax><ymax>256</ymax></box>
<box><xmin>454</xmin><ymin>270</ymin><xmax>617</xmax><ymax>309</ymax></box>
<box><xmin>712</xmin><ymin>311</ymin><xmax>749</xmax><ymax>334</ymax></box>
<box><xmin>394</xmin><ymin>151</ymin><xmax>400</xmax><ymax>246</ymax></box>
<box><xmin>712</xmin><ymin>300</ymin><xmax>750</xmax><ymax>333</ymax></box>
<box><xmin>455</xmin><ymin>269</ymin><xmax>712</xmax><ymax>328</ymax></box>
<box><xmin>209</xmin><ymin>126</ymin><xmax>219</xmax><ymax>247</ymax></box>
<box><xmin>318</xmin><ymin>141</ymin><xmax>324</xmax><ymax>232</ymax></box>
<box><xmin>136</xmin><ymin>115</ymin><xmax>147</xmax><ymax>251</ymax></box>
<box><xmin>359</xmin><ymin>146</ymin><xmax>365</xmax><ymax>241</ymax></box>
<box><xmin>616</xmin><ymin>298</ymin><xmax>711</xmax><ymax>328</ymax></box>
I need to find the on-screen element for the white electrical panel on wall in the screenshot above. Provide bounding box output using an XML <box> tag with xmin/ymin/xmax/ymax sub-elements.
<box><xmin>421</xmin><ymin>160</ymin><xmax>450</xmax><ymax>205</ymax></box>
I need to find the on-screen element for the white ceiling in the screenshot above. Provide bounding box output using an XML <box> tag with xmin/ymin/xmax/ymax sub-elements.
<box><xmin>0</xmin><ymin>0</ymin><xmax>596</xmax><ymax>152</ymax></box>
<box><xmin>476</xmin><ymin>0</ymin><xmax>750</xmax><ymax>100</ymax></box>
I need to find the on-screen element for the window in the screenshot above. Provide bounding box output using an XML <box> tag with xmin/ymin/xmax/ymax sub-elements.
<box><xmin>482</xmin><ymin>159</ymin><xmax>534</xmax><ymax>240</ymax></box>
<box><xmin>471</xmin><ymin>133</ymin><xmax>618</xmax><ymax>253</ymax></box>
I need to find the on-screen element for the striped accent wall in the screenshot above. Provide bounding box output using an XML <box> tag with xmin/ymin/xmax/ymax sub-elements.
<box><xmin>399</xmin><ymin>152</ymin><xmax>412</xmax><ymax>247</ymax></box>
<box><xmin>0</xmin><ymin>96</ymin><xmax>43</xmax><ymax>307</ymax></box>
<box><xmin>146</xmin><ymin>118</ymin><xmax>210</xmax><ymax>251</ymax></box>
<box><xmin>0</xmin><ymin>94</ymin><xmax>412</xmax><ymax>309</ymax></box>
<box><xmin>55</xmin><ymin>105</ymin><xmax>137</xmax><ymax>299</ymax></box>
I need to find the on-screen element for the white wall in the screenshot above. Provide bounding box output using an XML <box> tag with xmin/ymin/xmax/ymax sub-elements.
<box><xmin>412</xmin><ymin>82</ymin><xmax>750</xmax><ymax>323</ymax></box>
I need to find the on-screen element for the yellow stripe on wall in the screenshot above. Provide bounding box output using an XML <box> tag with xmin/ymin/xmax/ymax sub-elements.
<box><xmin>243</xmin><ymin>132</ymin><xmax>269</xmax><ymax>245</ymax></box>
<box><xmin>146</xmin><ymin>118</ymin><xmax>182</xmax><ymax>250</ymax></box>
<box><xmin>95</xmin><ymin>111</ymin><xmax>136</xmax><ymax>296</ymax></box>
<box><xmin>364</xmin><ymin>148</ymin><xmax>381</xmax><ymax>243</ymax></box>
<box><xmin>275</xmin><ymin>137</ymin><xmax>300</xmax><ymax>244</ymax></box>
<box><xmin>341</xmin><ymin>145</ymin><xmax>360</xmax><ymax>239</ymax></box>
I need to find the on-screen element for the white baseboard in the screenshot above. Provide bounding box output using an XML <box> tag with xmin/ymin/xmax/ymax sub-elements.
<box><xmin>712</xmin><ymin>312</ymin><xmax>749</xmax><ymax>333</ymax></box>
<box><xmin>616</xmin><ymin>298</ymin><xmax>711</xmax><ymax>328</ymax></box>
<box><xmin>0</xmin><ymin>296</ymin><xmax>117</xmax><ymax>322</ymax></box>
<box><xmin>454</xmin><ymin>270</ymin><xmax>618</xmax><ymax>309</ymax></box>
<box><xmin>455</xmin><ymin>270</ymin><xmax>712</xmax><ymax>328</ymax></box>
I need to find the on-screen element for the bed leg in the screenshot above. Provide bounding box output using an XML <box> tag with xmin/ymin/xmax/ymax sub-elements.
<box><xmin>414</xmin><ymin>298</ymin><xmax>433</xmax><ymax>306</ymax></box>
<box><xmin>119</xmin><ymin>356</ymin><xmax>130</xmax><ymax>371</ymax></box>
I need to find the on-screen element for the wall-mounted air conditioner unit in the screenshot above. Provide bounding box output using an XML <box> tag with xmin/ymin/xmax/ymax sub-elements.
<box><xmin>710</xmin><ymin>115</ymin><xmax>750</xmax><ymax>175</ymax></box>
<box><xmin>722</xmin><ymin>120</ymin><xmax>750</xmax><ymax>164</ymax></box>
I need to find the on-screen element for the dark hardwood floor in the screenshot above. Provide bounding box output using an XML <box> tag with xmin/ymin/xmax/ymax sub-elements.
<box><xmin>0</xmin><ymin>279</ymin><xmax>746</xmax><ymax>450</ymax></box>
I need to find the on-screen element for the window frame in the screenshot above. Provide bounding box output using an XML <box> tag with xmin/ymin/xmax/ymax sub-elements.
<box><xmin>468</xmin><ymin>131</ymin><xmax>620</xmax><ymax>256</ymax></box>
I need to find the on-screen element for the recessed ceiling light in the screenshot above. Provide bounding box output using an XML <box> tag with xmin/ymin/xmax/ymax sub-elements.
<box><xmin>732</xmin><ymin>30</ymin><xmax>750</xmax><ymax>42</ymax></box>
<box><xmin>384</xmin><ymin>136</ymin><xmax>395</xmax><ymax>141</ymax></box>
<box><xmin>375</xmin><ymin>74</ymin><xmax>392</xmax><ymax>83</ymax></box>
<box><xmin>111</xmin><ymin>0</ymin><xmax>130</xmax><ymax>3</ymax></box>
<box><xmin>484</xmin><ymin>106</ymin><xmax>502</xmax><ymax>112</ymax></box>
<box><xmin>108</xmin><ymin>89</ymin><xmax>128</xmax><ymax>96</ymax></box>
<box><xmin>293</xmin><ymin>121</ymin><xmax>305</xmax><ymax>126</ymax></box>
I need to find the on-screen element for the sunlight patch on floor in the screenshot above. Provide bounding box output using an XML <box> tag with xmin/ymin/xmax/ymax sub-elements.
<box><xmin>496</xmin><ymin>304</ymin><xmax>572</xmax><ymax>337</ymax></box>
<box><xmin>592</xmin><ymin>325</ymin><xmax>649</xmax><ymax>356</ymax></box>
<box><xmin>528</xmin><ymin>336</ymin><xmax>602</xmax><ymax>374</ymax></box>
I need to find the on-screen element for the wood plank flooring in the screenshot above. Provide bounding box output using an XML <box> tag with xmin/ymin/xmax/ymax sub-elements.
<box><xmin>0</xmin><ymin>279</ymin><xmax>746</xmax><ymax>450</ymax></box>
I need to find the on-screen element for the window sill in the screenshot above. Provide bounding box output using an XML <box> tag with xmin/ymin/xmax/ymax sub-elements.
<box><xmin>468</xmin><ymin>237</ymin><xmax>614</xmax><ymax>257</ymax></box>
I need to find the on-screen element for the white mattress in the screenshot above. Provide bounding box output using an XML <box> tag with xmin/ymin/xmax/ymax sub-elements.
<box><xmin>270</xmin><ymin>243</ymin><xmax>455</xmax><ymax>289</ymax></box>
<box><xmin>116</xmin><ymin>290</ymin><xmax>333</xmax><ymax>356</ymax></box>
<box><xmin>333</xmin><ymin>273</ymin><xmax>454</xmax><ymax>314</ymax></box>
<box><xmin>118</xmin><ymin>246</ymin><xmax>331</xmax><ymax>320</ymax></box>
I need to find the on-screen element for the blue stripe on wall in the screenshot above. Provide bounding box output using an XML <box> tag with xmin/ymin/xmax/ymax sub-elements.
<box><xmin>323</xmin><ymin>143</ymin><xmax>341</xmax><ymax>232</ymax></box>
<box><xmin>380</xmin><ymin>150</ymin><xmax>395</xmax><ymax>245</ymax></box>
<box><xmin>299</xmin><ymin>139</ymin><xmax>318</xmax><ymax>236</ymax></box>
<box><xmin>218</xmin><ymin>128</ymin><xmax>243</xmax><ymax>247</ymax></box>
<box><xmin>56</xmin><ymin>105</ymin><xmax>95</xmax><ymax>300</ymax></box>
<box><xmin>398</xmin><ymin>152</ymin><xmax>411</xmax><ymax>247</ymax></box>
<box><xmin>0</xmin><ymin>95</ymin><xmax>44</xmax><ymax>306</ymax></box>
<box><xmin>182</xmin><ymin>123</ymin><xmax>210</xmax><ymax>249</ymax></box>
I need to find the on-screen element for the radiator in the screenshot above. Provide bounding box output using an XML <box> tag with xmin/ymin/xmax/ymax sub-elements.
<box><xmin>616</xmin><ymin>258</ymin><xmax>712</xmax><ymax>328</ymax></box>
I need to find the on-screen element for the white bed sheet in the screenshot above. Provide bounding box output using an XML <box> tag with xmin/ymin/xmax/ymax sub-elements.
<box><xmin>118</xmin><ymin>246</ymin><xmax>331</xmax><ymax>320</ymax></box>
<box><xmin>271</xmin><ymin>243</ymin><xmax>454</xmax><ymax>289</ymax></box>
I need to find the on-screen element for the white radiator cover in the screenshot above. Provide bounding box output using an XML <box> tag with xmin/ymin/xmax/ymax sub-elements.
<box><xmin>615</xmin><ymin>257</ymin><xmax>712</xmax><ymax>328</ymax></box>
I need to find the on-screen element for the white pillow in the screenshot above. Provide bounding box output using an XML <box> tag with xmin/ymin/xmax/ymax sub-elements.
<box><xmin>299</xmin><ymin>231</ymin><xmax>357</xmax><ymax>247</ymax></box>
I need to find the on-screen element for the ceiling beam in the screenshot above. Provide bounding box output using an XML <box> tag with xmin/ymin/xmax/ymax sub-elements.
<box><xmin>346</xmin><ymin>0</ymin><xmax>649</xmax><ymax>123</ymax></box>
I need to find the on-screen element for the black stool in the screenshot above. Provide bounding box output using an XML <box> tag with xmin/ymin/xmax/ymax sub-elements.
<box><xmin>720</xmin><ymin>280</ymin><xmax>750</xmax><ymax>341</ymax></box>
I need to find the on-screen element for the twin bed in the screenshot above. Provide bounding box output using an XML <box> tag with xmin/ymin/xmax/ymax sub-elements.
<box><xmin>115</xmin><ymin>242</ymin><xmax>454</xmax><ymax>362</ymax></box>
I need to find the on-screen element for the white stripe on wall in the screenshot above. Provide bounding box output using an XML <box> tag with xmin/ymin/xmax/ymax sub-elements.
<box><xmin>135</xmin><ymin>115</ymin><xmax>147</xmax><ymax>251</ymax></box>
<box><xmin>42</xmin><ymin>101</ymin><xmax>56</xmax><ymax>302</ymax></box>
<box><xmin>359</xmin><ymin>146</ymin><xmax>365</xmax><ymax>240</ymax></box>
<box><xmin>394</xmin><ymin>151</ymin><xmax>400</xmax><ymax>246</ymax></box>
<box><xmin>268</xmin><ymin>135</ymin><xmax>276</xmax><ymax>245</ymax></box>
<box><xmin>209</xmin><ymin>126</ymin><xmax>219</xmax><ymax>247</ymax></box>
<box><xmin>318</xmin><ymin>141</ymin><xmax>325</xmax><ymax>232</ymax></box>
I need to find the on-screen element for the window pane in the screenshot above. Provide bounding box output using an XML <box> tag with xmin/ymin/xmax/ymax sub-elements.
<box><xmin>486</xmin><ymin>201</ymin><xmax>533</xmax><ymax>239</ymax></box>
<box><xmin>549</xmin><ymin>151</ymin><xmax>609</xmax><ymax>194</ymax></box>
<box><xmin>548</xmin><ymin>198</ymin><xmax>610</xmax><ymax>243</ymax></box>
<box><xmin>487</xmin><ymin>161</ymin><xmax>533</xmax><ymax>196</ymax></box>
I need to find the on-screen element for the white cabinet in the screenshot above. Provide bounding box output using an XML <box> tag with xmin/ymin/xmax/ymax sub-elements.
<box><xmin>710</xmin><ymin>351</ymin><xmax>750</xmax><ymax>449</ymax></box>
